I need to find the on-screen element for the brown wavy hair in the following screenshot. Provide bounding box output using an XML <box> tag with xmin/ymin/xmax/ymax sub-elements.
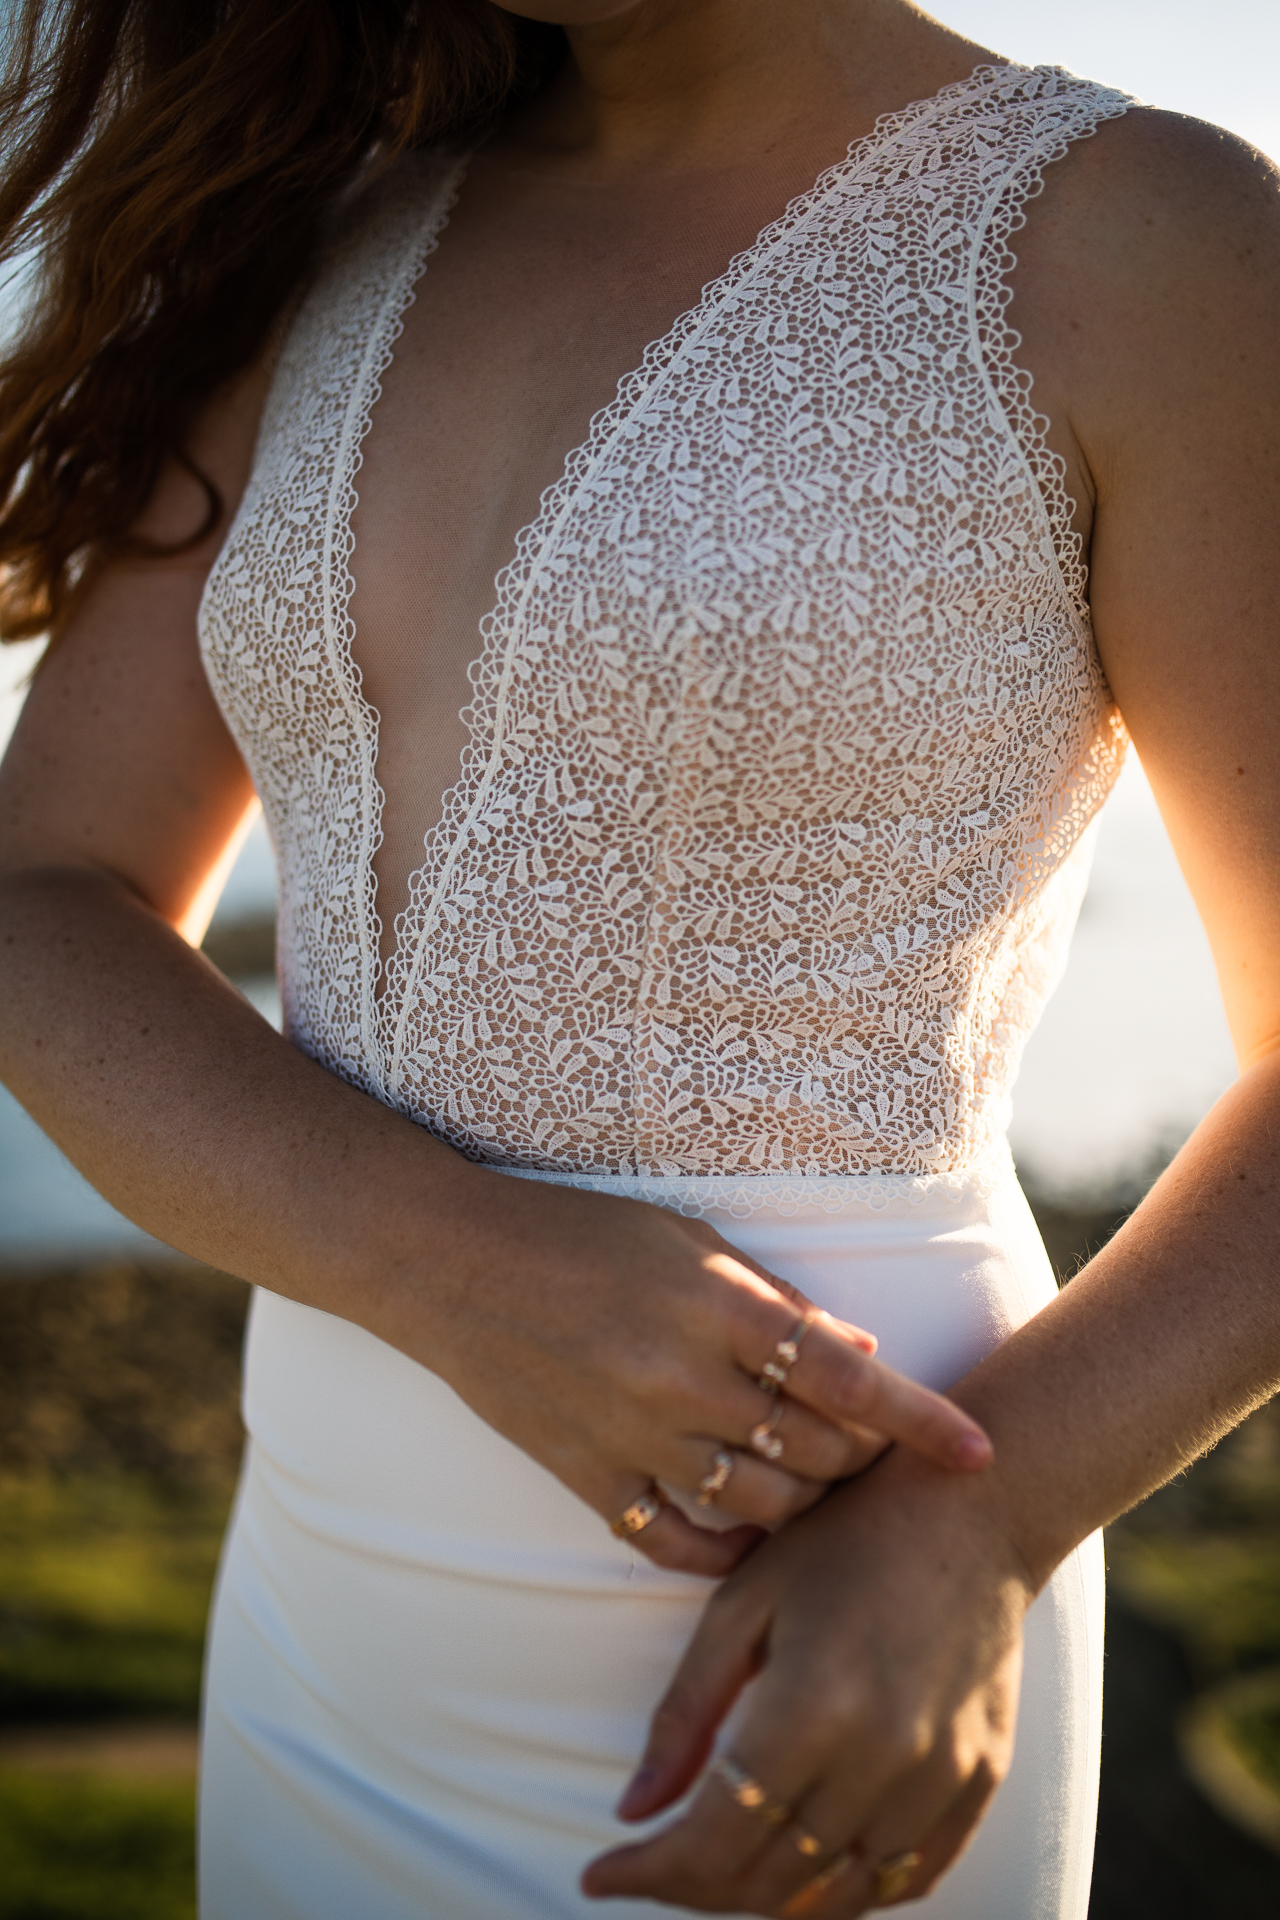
<box><xmin>0</xmin><ymin>1</ymin><xmax>563</xmax><ymax>642</ymax></box>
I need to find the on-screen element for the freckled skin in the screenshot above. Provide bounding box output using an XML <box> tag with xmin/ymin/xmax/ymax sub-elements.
<box><xmin>3</xmin><ymin>3</ymin><xmax>1280</xmax><ymax>1913</ymax></box>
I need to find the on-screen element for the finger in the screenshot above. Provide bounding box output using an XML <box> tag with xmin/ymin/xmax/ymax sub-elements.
<box><xmin>694</xmin><ymin>1368</ymin><xmax>890</xmax><ymax>1484</ymax></box>
<box><xmin>700</xmin><ymin>1251</ymin><xmax>878</xmax><ymax>1359</ymax></box>
<box><xmin>747</xmin><ymin>1740</ymin><xmax>965</xmax><ymax>1916</ymax></box>
<box><xmin>668</xmin><ymin>1440</ymin><xmax>830</xmax><ymax>1529</ymax></box>
<box><xmin>780</xmin><ymin>1849</ymin><xmax>869</xmax><ymax>1917</ymax></box>
<box><xmin>613</xmin><ymin>1582</ymin><xmax>771</xmax><ymax>1823</ymax></box>
<box><xmin>781</xmin><ymin>1318</ymin><xmax>993</xmax><ymax>1472</ymax></box>
<box><xmin>593</xmin><ymin>1725</ymin><xmax>824</xmax><ymax>1906</ymax></box>
<box><xmin>782</xmin><ymin>1734</ymin><xmax>1000</xmax><ymax>1917</ymax></box>
<box><xmin>587</xmin><ymin>1775</ymin><xmax>785</xmax><ymax>1909</ymax></box>
<box><xmin>874</xmin><ymin>1764</ymin><xmax>997</xmax><ymax>1906</ymax></box>
<box><xmin>600</xmin><ymin>1474</ymin><xmax>763</xmax><ymax>1577</ymax></box>
<box><xmin>705</xmin><ymin>1252</ymin><xmax>879</xmax><ymax>1360</ymax></box>
<box><xmin>727</xmin><ymin>1391</ymin><xmax>892</xmax><ymax>1482</ymax></box>
<box><xmin>595</xmin><ymin>1654</ymin><xmax>844</xmax><ymax>1902</ymax></box>
<box><xmin>629</xmin><ymin>1501</ymin><xmax>765</xmax><ymax>1578</ymax></box>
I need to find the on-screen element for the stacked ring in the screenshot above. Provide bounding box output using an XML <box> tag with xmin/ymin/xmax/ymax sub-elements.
<box><xmin>609</xmin><ymin>1488</ymin><xmax>664</xmax><ymax>1539</ymax></box>
<box><xmin>750</xmin><ymin>1399</ymin><xmax>785</xmax><ymax>1461</ymax></box>
<box><xmin>869</xmin><ymin>1848</ymin><xmax>923</xmax><ymax>1903</ymax></box>
<box><xmin>783</xmin><ymin>1839</ymin><xmax>924</xmax><ymax>1915</ymax></box>
<box><xmin>758</xmin><ymin>1314</ymin><xmax>813</xmax><ymax>1393</ymax></box>
<box><xmin>696</xmin><ymin>1448</ymin><xmax>735</xmax><ymax>1507</ymax></box>
<box><xmin>711</xmin><ymin>1755</ymin><xmax>790</xmax><ymax>1827</ymax></box>
<box><xmin>790</xmin><ymin>1848</ymin><xmax>855</xmax><ymax>1905</ymax></box>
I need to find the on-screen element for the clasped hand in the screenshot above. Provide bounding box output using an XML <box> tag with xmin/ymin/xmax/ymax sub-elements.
<box><xmin>430</xmin><ymin>1170</ymin><xmax>993</xmax><ymax>1575</ymax></box>
<box><xmin>414</xmin><ymin>1172</ymin><xmax>1026</xmax><ymax>1914</ymax></box>
<box><xmin>585</xmin><ymin>1449</ymin><xmax>1034</xmax><ymax>1916</ymax></box>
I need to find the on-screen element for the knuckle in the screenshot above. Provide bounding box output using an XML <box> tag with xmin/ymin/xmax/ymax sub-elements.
<box><xmin>781</xmin><ymin>1671</ymin><xmax>852</xmax><ymax>1745</ymax></box>
<box><xmin>832</xmin><ymin>1355</ymin><xmax>877</xmax><ymax>1420</ymax></box>
<box><xmin>929</xmin><ymin>1736</ymin><xmax>967</xmax><ymax>1799</ymax></box>
<box><xmin>644</xmin><ymin>1537</ymin><xmax>705</xmax><ymax>1574</ymax></box>
<box><xmin>865</xmin><ymin>1698</ymin><xmax>932</xmax><ymax>1770</ymax></box>
<box><xmin>838</xmin><ymin>1433</ymin><xmax>887</xmax><ymax>1475</ymax></box>
<box><xmin>808</xmin><ymin>1425</ymin><xmax>860</xmax><ymax>1477</ymax></box>
<box><xmin>746</xmin><ymin>1472</ymin><xmax>808</xmax><ymax>1528</ymax></box>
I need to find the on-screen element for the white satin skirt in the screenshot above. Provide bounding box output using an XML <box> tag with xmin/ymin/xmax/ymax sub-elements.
<box><xmin>199</xmin><ymin>1153</ymin><xmax>1104</xmax><ymax>1919</ymax></box>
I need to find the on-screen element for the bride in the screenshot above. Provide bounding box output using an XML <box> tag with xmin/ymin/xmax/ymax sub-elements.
<box><xmin>1</xmin><ymin>2</ymin><xmax>1278</xmax><ymax>1915</ymax></box>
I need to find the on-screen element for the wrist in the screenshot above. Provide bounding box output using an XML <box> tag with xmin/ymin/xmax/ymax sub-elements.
<box><xmin>849</xmin><ymin>1441</ymin><xmax>1048</xmax><ymax>1606</ymax></box>
<box><xmin>310</xmin><ymin>1126</ymin><xmax>498</xmax><ymax>1367</ymax></box>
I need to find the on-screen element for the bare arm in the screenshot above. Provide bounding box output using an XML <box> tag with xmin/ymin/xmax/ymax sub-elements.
<box><xmin>590</xmin><ymin>111</ymin><xmax>1280</xmax><ymax>1914</ymax></box>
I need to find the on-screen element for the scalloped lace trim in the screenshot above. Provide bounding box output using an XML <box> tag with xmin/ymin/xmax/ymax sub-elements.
<box><xmin>326</xmin><ymin>154</ymin><xmax>470</xmax><ymax>1091</ymax></box>
<box><xmin>973</xmin><ymin>88</ymin><xmax>1132</xmax><ymax>624</ymax></box>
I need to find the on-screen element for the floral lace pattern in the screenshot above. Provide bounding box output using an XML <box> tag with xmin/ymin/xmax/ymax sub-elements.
<box><xmin>200</xmin><ymin>63</ymin><xmax>1131</xmax><ymax>1202</ymax></box>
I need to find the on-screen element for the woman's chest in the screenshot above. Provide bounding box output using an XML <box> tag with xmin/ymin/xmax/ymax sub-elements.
<box><xmin>199</xmin><ymin>71</ymin><xmax>1129</xmax><ymax>1145</ymax></box>
<box><xmin>212</xmin><ymin>136</ymin><xmax>1099</xmax><ymax>843</ymax></box>
<box><xmin>345</xmin><ymin>153</ymin><xmax>851</xmax><ymax>855</ymax></box>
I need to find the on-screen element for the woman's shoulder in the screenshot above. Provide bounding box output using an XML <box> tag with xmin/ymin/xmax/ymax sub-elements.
<box><xmin>1037</xmin><ymin>98</ymin><xmax>1279</xmax><ymax>299</ymax></box>
<box><xmin>1013</xmin><ymin>97</ymin><xmax>1280</xmax><ymax>454</ymax></box>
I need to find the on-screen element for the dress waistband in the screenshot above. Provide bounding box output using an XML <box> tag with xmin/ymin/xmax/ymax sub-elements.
<box><xmin>493</xmin><ymin>1139</ymin><xmax>1017</xmax><ymax>1220</ymax></box>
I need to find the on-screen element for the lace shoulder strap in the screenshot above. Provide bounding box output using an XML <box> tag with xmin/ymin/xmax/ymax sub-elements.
<box><xmin>959</xmin><ymin>67</ymin><xmax>1134</xmax><ymax>616</ymax></box>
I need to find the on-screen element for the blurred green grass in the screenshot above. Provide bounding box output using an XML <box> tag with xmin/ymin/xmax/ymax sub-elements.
<box><xmin>0</xmin><ymin>1770</ymin><xmax>195</xmax><ymax>1920</ymax></box>
<box><xmin>0</xmin><ymin>1475</ymin><xmax>224</xmax><ymax>1918</ymax></box>
<box><xmin>1233</xmin><ymin>1705</ymin><xmax>1280</xmax><ymax>1798</ymax></box>
<box><xmin>0</xmin><ymin>1262</ymin><xmax>246</xmax><ymax>1920</ymax></box>
<box><xmin>0</xmin><ymin>1476</ymin><xmax>231</xmax><ymax>1724</ymax></box>
<box><xmin>1107</xmin><ymin>1534</ymin><xmax>1280</xmax><ymax>1681</ymax></box>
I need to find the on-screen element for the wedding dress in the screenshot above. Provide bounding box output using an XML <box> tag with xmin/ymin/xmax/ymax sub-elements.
<box><xmin>197</xmin><ymin>63</ymin><xmax>1131</xmax><ymax>1918</ymax></box>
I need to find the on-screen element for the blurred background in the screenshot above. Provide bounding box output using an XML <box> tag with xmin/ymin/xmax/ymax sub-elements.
<box><xmin>2</xmin><ymin>2</ymin><xmax>1279</xmax><ymax>1916</ymax></box>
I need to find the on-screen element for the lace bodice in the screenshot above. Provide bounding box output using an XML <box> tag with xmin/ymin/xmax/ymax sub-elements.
<box><xmin>200</xmin><ymin>62</ymin><xmax>1130</xmax><ymax>1204</ymax></box>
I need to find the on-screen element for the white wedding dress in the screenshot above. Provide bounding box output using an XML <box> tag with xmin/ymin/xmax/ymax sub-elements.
<box><xmin>197</xmin><ymin>63</ymin><xmax>1131</xmax><ymax>1918</ymax></box>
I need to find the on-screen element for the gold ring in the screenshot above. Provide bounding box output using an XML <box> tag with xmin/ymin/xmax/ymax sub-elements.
<box><xmin>609</xmin><ymin>1488</ymin><xmax>664</xmax><ymax>1539</ymax></box>
<box><xmin>758</xmin><ymin>1315</ymin><xmax>813</xmax><ymax>1393</ymax></box>
<box><xmin>788</xmin><ymin>1824</ymin><xmax>824</xmax><ymax>1859</ymax></box>
<box><xmin>871</xmin><ymin>1849</ymin><xmax>923</xmax><ymax>1903</ymax></box>
<box><xmin>711</xmin><ymin>1754</ymin><xmax>790</xmax><ymax>1826</ymax></box>
<box><xmin>750</xmin><ymin>1399</ymin><xmax>785</xmax><ymax>1461</ymax></box>
<box><xmin>783</xmin><ymin>1848</ymin><xmax>855</xmax><ymax>1913</ymax></box>
<box><xmin>696</xmin><ymin>1448</ymin><xmax>735</xmax><ymax>1507</ymax></box>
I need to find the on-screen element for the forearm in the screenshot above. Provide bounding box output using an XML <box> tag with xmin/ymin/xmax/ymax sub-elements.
<box><xmin>948</xmin><ymin>1051</ymin><xmax>1280</xmax><ymax>1586</ymax></box>
<box><xmin>0</xmin><ymin>863</ymin><xmax>480</xmax><ymax>1342</ymax></box>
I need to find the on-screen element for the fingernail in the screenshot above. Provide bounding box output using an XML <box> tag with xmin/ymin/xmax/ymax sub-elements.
<box><xmin>853</xmin><ymin>1330</ymin><xmax>878</xmax><ymax>1354</ymax></box>
<box><xmin>617</xmin><ymin>1766</ymin><xmax>658</xmax><ymax>1816</ymax></box>
<box><xmin>953</xmin><ymin>1432</ymin><xmax>993</xmax><ymax>1469</ymax></box>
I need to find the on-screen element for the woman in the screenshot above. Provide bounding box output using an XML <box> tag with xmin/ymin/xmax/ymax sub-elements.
<box><xmin>1</xmin><ymin>0</ymin><xmax>1278</xmax><ymax>1915</ymax></box>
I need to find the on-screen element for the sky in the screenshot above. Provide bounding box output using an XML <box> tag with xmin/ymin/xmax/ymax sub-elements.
<box><xmin>935</xmin><ymin>0</ymin><xmax>1280</xmax><ymax>161</ymax></box>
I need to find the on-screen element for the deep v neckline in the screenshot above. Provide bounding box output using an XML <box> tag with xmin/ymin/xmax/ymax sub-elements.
<box><xmin>333</xmin><ymin>61</ymin><xmax>1021</xmax><ymax>1096</ymax></box>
